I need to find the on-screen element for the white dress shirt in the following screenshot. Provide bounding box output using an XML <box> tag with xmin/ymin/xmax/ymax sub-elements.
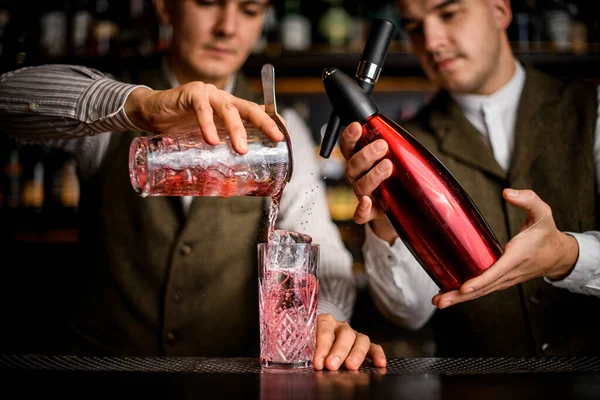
<box><xmin>362</xmin><ymin>59</ymin><xmax>600</xmax><ymax>330</ymax></box>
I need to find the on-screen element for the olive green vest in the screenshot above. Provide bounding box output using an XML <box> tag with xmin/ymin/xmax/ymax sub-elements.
<box><xmin>404</xmin><ymin>63</ymin><xmax>600</xmax><ymax>356</ymax></box>
<box><xmin>73</xmin><ymin>66</ymin><xmax>268</xmax><ymax>356</ymax></box>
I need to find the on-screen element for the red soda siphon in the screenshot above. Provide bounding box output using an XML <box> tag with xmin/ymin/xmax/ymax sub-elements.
<box><xmin>322</xmin><ymin>68</ymin><xmax>503</xmax><ymax>292</ymax></box>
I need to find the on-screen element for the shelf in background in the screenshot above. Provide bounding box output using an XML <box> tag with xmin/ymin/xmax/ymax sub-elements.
<box><xmin>243</xmin><ymin>49</ymin><xmax>600</xmax><ymax>93</ymax></box>
<box><xmin>5</xmin><ymin>46</ymin><xmax>600</xmax><ymax>83</ymax></box>
<box><xmin>247</xmin><ymin>75</ymin><xmax>435</xmax><ymax>94</ymax></box>
<box><xmin>14</xmin><ymin>228</ymin><xmax>78</xmax><ymax>243</ymax></box>
<box><xmin>0</xmin><ymin>208</ymin><xmax>80</xmax><ymax>243</ymax></box>
<box><xmin>243</xmin><ymin>48</ymin><xmax>600</xmax><ymax>80</ymax></box>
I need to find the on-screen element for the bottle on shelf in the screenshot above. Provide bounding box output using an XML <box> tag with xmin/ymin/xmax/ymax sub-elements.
<box><xmin>347</xmin><ymin>1</ymin><xmax>369</xmax><ymax>52</ymax></box>
<box><xmin>318</xmin><ymin>0</ymin><xmax>352</xmax><ymax>49</ymax></box>
<box><xmin>0</xmin><ymin>8</ymin><xmax>10</xmax><ymax>57</ymax></box>
<box><xmin>121</xmin><ymin>0</ymin><xmax>155</xmax><ymax>57</ymax></box>
<box><xmin>3</xmin><ymin>149</ymin><xmax>22</xmax><ymax>208</ymax></box>
<box><xmin>71</xmin><ymin>0</ymin><xmax>94</xmax><ymax>56</ymax></box>
<box><xmin>280</xmin><ymin>0</ymin><xmax>312</xmax><ymax>52</ymax></box>
<box><xmin>253</xmin><ymin>4</ymin><xmax>278</xmax><ymax>54</ymax></box>
<box><xmin>39</xmin><ymin>6</ymin><xmax>67</xmax><ymax>58</ymax></box>
<box><xmin>325</xmin><ymin>184</ymin><xmax>358</xmax><ymax>222</ymax></box>
<box><xmin>567</xmin><ymin>1</ymin><xmax>588</xmax><ymax>54</ymax></box>
<box><xmin>90</xmin><ymin>0</ymin><xmax>119</xmax><ymax>57</ymax></box>
<box><xmin>59</xmin><ymin>158</ymin><xmax>80</xmax><ymax>210</ymax></box>
<box><xmin>322</xmin><ymin>68</ymin><xmax>504</xmax><ymax>292</ymax></box>
<box><xmin>510</xmin><ymin>0</ymin><xmax>534</xmax><ymax>52</ymax></box>
<box><xmin>543</xmin><ymin>0</ymin><xmax>575</xmax><ymax>52</ymax></box>
<box><xmin>22</xmin><ymin>160</ymin><xmax>44</xmax><ymax>210</ymax></box>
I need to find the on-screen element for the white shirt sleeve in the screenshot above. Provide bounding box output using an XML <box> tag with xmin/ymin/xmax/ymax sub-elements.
<box><xmin>362</xmin><ymin>84</ymin><xmax>600</xmax><ymax>327</ymax></box>
<box><xmin>275</xmin><ymin>108</ymin><xmax>356</xmax><ymax>322</ymax></box>
<box><xmin>363</xmin><ymin>222</ymin><xmax>437</xmax><ymax>330</ymax></box>
<box><xmin>545</xmin><ymin>84</ymin><xmax>600</xmax><ymax>297</ymax></box>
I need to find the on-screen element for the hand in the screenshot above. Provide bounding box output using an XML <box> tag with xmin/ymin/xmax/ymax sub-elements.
<box><xmin>124</xmin><ymin>83</ymin><xmax>284</xmax><ymax>154</ymax></box>
<box><xmin>340</xmin><ymin>122</ymin><xmax>397</xmax><ymax>243</ymax></box>
<box><xmin>432</xmin><ymin>189</ymin><xmax>580</xmax><ymax>309</ymax></box>
<box><xmin>313</xmin><ymin>313</ymin><xmax>386</xmax><ymax>371</ymax></box>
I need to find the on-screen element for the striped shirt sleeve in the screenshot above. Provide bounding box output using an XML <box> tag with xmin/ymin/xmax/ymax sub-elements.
<box><xmin>0</xmin><ymin>64</ymin><xmax>147</xmax><ymax>139</ymax></box>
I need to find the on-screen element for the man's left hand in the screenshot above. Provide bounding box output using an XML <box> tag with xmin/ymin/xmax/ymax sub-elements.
<box><xmin>432</xmin><ymin>188</ymin><xmax>579</xmax><ymax>309</ymax></box>
<box><xmin>313</xmin><ymin>314</ymin><xmax>387</xmax><ymax>371</ymax></box>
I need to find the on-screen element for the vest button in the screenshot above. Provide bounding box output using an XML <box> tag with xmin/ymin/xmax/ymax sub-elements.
<box><xmin>179</xmin><ymin>244</ymin><xmax>192</xmax><ymax>256</ymax></box>
<box><xmin>166</xmin><ymin>331</ymin><xmax>176</xmax><ymax>344</ymax></box>
<box><xmin>529</xmin><ymin>294</ymin><xmax>541</xmax><ymax>305</ymax></box>
<box><xmin>173</xmin><ymin>289</ymin><xmax>184</xmax><ymax>303</ymax></box>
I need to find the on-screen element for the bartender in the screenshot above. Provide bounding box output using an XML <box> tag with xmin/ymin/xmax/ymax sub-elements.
<box><xmin>339</xmin><ymin>0</ymin><xmax>600</xmax><ymax>356</ymax></box>
<box><xmin>0</xmin><ymin>0</ymin><xmax>386</xmax><ymax>371</ymax></box>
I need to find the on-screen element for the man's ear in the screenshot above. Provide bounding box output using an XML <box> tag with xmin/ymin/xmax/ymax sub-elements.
<box><xmin>489</xmin><ymin>0</ymin><xmax>512</xmax><ymax>30</ymax></box>
<box><xmin>153</xmin><ymin>0</ymin><xmax>172</xmax><ymax>26</ymax></box>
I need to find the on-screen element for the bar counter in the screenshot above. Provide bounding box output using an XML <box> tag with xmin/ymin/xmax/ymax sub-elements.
<box><xmin>2</xmin><ymin>355</ymin><xmax>600</xmax><ymax>399</ymax></box>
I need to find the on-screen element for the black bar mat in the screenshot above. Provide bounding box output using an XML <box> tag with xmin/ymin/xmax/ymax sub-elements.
<box><xmin>1</xmin><ymin>355</ymin><xmax>600</xmax><ymax>375</ymax></box>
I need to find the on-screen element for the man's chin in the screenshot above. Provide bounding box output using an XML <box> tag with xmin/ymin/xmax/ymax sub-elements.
<box><xmin>431</xmin><ymin>72</ymin><xmax>472</xmax><ymax>93</ymax></box>
<box><xmin>193</xmin><ymin>65</ymin><xmax>235</xmax><ymax>83</ymax></box>
<box><xmin>197</xmin><ymin>57</ymin><xmax>242</xmax><ymax>75</ymax></box>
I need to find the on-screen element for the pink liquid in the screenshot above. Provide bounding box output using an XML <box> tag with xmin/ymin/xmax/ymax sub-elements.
<box><xmin>132</xmin><ymin>165</ymin><xmax>283</xmax><ymax>198</ymax></box>
<box><xmin>259</xmin><ymin>271</ymin><xmax>318</xmax><ymax>368</ymax></box>
<box><xmin>130</xmin><ymin>133</ymin><xmax>318</xmax><ymax>367</ymax></box>
<box><xmin>129</xmin><ymin>134</ymin><xmax>288</xmax><ymax>198</ymax></box>
<box><xmin>260</xmin><ymin>185</ymin><xmax>318</xmax><ymax>368</ymax></box>
<box><xmin>267</xmin><ymin>188</ymin><xmax>283</xmax><ymax>239</ymax></box>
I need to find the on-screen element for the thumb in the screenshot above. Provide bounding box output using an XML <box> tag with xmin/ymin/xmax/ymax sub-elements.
<box><xmin>503</xmin><ymin>188</ymin><xmax>552</xmax><ymax>222</ymax></box>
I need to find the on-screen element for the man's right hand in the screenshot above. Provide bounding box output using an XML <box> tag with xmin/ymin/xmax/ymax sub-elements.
<box><xmin>124</xmin><ymin>83</ymin><xmax>284</xmax><ymax>155</ymax></box>
<box><xmin>340</xmin><ymin>122</ymin><xmax>397</xmax><ymax>244</ymax></box>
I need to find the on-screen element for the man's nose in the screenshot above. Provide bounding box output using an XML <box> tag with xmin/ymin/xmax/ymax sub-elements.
<box><xmin>214</xmin><ymin>4</ymin><xmax>238</xmax><ymax>37</ymax></box>
<box><xmin>423</xmin><ymin>19</ymin><xmax>447</xmax><ymax>54</ymax></box>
